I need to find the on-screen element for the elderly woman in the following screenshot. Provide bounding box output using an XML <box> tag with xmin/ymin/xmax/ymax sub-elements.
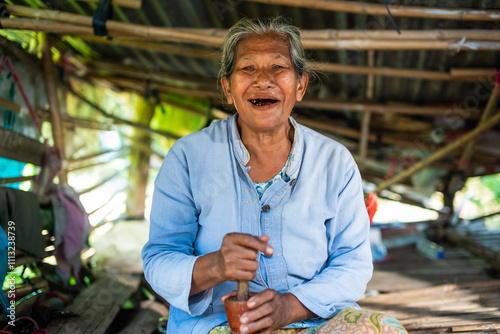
<box><xmin>142</xmin><ymin>17</ymin><xmax>406</xmax><ymax>334</ymax></box>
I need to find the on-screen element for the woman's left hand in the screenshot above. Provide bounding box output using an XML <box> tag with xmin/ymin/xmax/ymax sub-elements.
<box><xmin>223</xmin><ymin>289</ymin><xmax>295</xmax><ymax>334</ymax></box>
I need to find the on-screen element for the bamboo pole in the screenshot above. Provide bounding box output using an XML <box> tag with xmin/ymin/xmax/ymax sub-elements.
<box><xmin>187</xmin><ymin>28</ymin><xmax>500</xmax><ymax>41</ymax></box>
<box><xmin>0</xmin><ymin>97</ymin><xmax>21</xmax><ymax>113</ymax></box>
<box><xmin>68</xmin><ymin>149</ymin><xmax>123</xmax><ymax>164</ymax></box>
<box><xmin>458</xmin><ymin>84</ymin><xmax>500</xmax><ymax>170</ymax></box>
<box><xmin>0</xmin><ymin>176</ymin><xmax>36</xmax><ymax>185</ymax></box>
<box><xmin>99</xmin><ymin>75</ymin><xmax>219</xmax><ymax>99</ymax></box>
<box><xmin>374</xmin><ymin>105</ymin><xmax>500</xmax><ymax>194</ymax></box>
<box><xmin>3</xmin><ymin>4</ymin><xmax>500</xmax><ymax>47</ymax></box>
<box><xmin>88</xmin><ymin>61</ymin><xmax>215</xmax><ymax>88</ymax></box>
<box><xmin>295</xmin><ymin>117</ymin><xmax>421</xmax><ymax>149</ymax></box>
<box><xmin>77</xmin><ymin>0</ymin><xmax>142</xmax><ymax>9</ymax></box>
<box><xmin>307</xmin><ymin>62</ymin><xmax>452</xmax><ymax>81</ymax></box>
<box><xmin>450</xmin><ymin>68</ymin><xmax>498</xmax><ymax>81</ymax></box>
<box><xmin>42</xmin><ymin>33</ymin><xmax>68</xmax><ymax>183</ymax></box>
<box><xmin>3</xmin><ymin>5</ymin><xmax>223</xmax><ymax>46</ymax></box>
<box><xmin>299</xmin><ymin>29</ymin><xmax>500</xmax><ymax>41</ymax></box>
<box><xmin>301</xmin><ymin>38</ymin><xmax>499</xmax><ymax>51</ymax></box>
<box><xmin>126</xmin><ymin>96</ymin><xmax>155</xmax><ymax>219</ymax></box>
<box><xmin>2</xmin><ymin>17</ymin><xmax>500</xmax><ymax>50</ymax></box>
<box><xmin>41</xmin><ymin>111</ymin><xmax>115</xmax><ymax>131</ymax></box>
<box><xmin>78</xmin><ymin>36</ymin><xmax>219</xmax><ymax>59</ymax></box>
<box><xmin>78</xmin><ymin>168</ymin><xmax>126</xmax><ymax>195</ymax></box>
<box><xmin>358</xmin><ymin>50</ymin><xmax>374</xmax><ymax>168</ymax></box>
<box><xmin>82</xmin><ymin>44</ymin><xmax>489</xmax><ymax>83</ymax></box>
<box><xmin>297</xmin><ymin>98</ymin><xmax>483</xmax><ymax>117</ymax></box>
<box><xmin>67</xmin><ymin>85</ymin><xmax>180</xmax><ymax>139</ymax></box>
<box><xmin>243</xmin><ymin>0</ymin><xmax>500</xmax><ymax>21</ymax></box>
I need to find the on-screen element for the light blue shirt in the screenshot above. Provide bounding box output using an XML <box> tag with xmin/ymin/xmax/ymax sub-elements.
<box><xmin>142</xmin><ymin>114</ymin><xmax>373</xmax><ymax>334</ymax></box>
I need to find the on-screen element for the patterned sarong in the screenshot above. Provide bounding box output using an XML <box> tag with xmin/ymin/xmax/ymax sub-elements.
<box><xmin>209</xmin><ymin>307</ymin><xmax>407</xmax><ymax>334</ymax></box>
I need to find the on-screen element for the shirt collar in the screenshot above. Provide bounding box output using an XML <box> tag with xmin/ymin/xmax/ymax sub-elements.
<box><xmin>228</xmin><ymin>113</ymin><xmax>302</xmax><ymax>180</ymax></box>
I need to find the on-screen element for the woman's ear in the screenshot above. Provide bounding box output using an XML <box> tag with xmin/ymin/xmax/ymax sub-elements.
<box><xmin>295</xmin><ymin>72</ymin><xmax>309</xmax><ymax>102</ymax></box>
<box><xmin>221</xmin><ymin>76</ymin><xmax>234</xmax><ymax>105</ymax></box>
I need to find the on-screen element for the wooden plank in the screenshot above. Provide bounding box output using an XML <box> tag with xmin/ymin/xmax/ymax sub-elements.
<box><xmin>117</xmin><ymin>300</ymin><xmax>168</xmax><ymax>334</ymax></box>
<box><xmin>446</xmin><ymin>228</ymin><xmax>500</xmax><ymax>272</ymax></box>
<box><xmin>46</xmin><ymin>274</ymin><xmax>140</xmax><ymax>334</ymax></box>
<box><xmin>0</xmin><ymin>127</ymin><xmax>46</xmax><ymax>165</ymax></box>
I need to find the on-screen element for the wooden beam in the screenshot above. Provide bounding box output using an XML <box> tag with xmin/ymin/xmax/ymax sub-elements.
<box><xmin>459</xmin><ymin>84</ymin><xmax>500</xmax><ymax>170</ymax></box>
<box><xmin>243</xmin><ymin>0</ymin><xmax>500</xmax><ymax>21</ymax></box>
<box><xmin>77</xmin><ymin>0</ymin><xmax>142</xmax><ymax>9</ymax></box>
<box><xmin>374</xmin><ymin>99</ymin><xmax>500</xmax><ymax>193</ymax></box>
<box><xmin>42</xmin><ymin>33</ymin><xmax>67</xmax><ymax>183</ymax></box>
<box><xmin>0</xmin><ymin>127</ymin><xmax>47</xmax><ymax>165</ymax></box>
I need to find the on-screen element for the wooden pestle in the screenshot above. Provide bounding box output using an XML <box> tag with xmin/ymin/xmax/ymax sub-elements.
<box><xmin>237</xmin><ymin>280</ymin><xmax>249</xmax><ymax>301</ymax></box>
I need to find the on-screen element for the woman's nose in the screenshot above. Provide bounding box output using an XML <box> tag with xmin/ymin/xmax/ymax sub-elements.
<box><xmin>253</xmin><ymin>69</ymin><xmax>275</xmax><ymax>88</ymax></box>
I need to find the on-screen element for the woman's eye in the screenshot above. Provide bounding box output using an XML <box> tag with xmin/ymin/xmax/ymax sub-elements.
<box><xmin>242</xmin><ymin>66</ymin><xmax>254</xmax><ymax>71</ymax></box>
<box><xmin>273</xmin><ymin>65</ymin><xmax>284</xmax><ymax>69</ymax></box>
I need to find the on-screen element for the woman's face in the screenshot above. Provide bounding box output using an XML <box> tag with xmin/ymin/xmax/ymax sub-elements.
<box><xmin>221</xmin><ymin>33</ymin><xmax>308</xmax><ymax>134</ymax></box>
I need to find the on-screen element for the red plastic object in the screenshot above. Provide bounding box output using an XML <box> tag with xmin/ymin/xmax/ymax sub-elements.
<box><xmin>365</xmin><ymin>193</ymin><xmax>378</xmax><ymax>226</ymax></box>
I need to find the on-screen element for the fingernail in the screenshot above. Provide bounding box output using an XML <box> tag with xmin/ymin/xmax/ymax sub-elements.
<box><xmin>248</xmin><ymin>301</ymin><xmax>255</xmax><ymax>307</ymax></box>
<box><xmin>240</xmin><ymin>316</ymin><xmax>248</xmax><ymax>323</ymax></box>
<box><xmin>266</xmin><ymin>246</ymin><xmax>274</xmax><ymax>254</ymax></box>
<box><xmin>241</xmin><ymin>326</ymin><xmax>248</xmax><ymax>332</ymax></box>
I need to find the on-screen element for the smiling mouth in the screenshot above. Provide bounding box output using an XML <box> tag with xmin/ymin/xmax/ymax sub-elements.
<box><xmin>249</xmin><ymin>99</ymin><xmax>278</xmax><ymax>107</ymax></box>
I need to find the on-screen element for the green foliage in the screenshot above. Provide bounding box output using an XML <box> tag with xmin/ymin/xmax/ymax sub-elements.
<box><xmin>480</xmin><ymin>174</ymin><xmax>500</xmax><ymax>203</ymax></box>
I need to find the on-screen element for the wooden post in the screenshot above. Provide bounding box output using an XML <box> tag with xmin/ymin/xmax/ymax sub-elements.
<box><xmin>42</xmin><ymin>33</ymin><xmax>68</xmax><ymax>183</ymax></box>
<box><xmin>125</xmin><ymin>95</ymin><xmax>156</xmax><ymax>219</ymax></box>
<box><xmin>374</xmin><ymin>92</ymin><xmax>500</xmax><ymax>193</ymax></box>
<box><xmin>458</xmin><ymin>84</ymin><xmax>500</xmax><ymax>170</ymax></box>
<box><xmin>358</xmin><ymin>50</ymin><xmax>374</xmax><ymax>169</ymax></box>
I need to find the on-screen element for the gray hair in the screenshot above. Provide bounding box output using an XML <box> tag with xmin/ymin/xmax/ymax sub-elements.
<box><xmin>218</xmin><ymin>17</ymin><xmax>308</xmax><ymax>81</ymax></box>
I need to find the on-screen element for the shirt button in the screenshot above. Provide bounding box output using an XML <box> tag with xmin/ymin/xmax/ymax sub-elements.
<box><xmin>290</xmin><ymin>179</ymin><xmax>297</xmax><ymax>186</ymax></box>
<box><xmin>262</xmin><ymin>205</ymin><xmax>271</xmax><ymax>212</ymax></box>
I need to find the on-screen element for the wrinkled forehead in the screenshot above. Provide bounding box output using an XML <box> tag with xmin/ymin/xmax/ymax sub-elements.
<box><xmin>235</xmin><ymin>32</ymin><xmax>291</xmax><ymax>60</ymax></box>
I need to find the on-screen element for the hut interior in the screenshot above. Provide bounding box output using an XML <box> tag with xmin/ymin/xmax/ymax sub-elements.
<box><xmin>0</xmin><ymin>0</ymin><xmax>500</xmax><ymax>333</ymax></box>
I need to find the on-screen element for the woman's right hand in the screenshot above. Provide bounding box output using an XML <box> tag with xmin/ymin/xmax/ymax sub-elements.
<box><xmin>216</xmin><ymin>233</ymin><xmax>274</xmax><ymax>282</ymax></box>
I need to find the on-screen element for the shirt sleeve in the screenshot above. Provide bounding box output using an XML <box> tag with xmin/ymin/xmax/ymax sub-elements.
<box><xmin>287</xmin><ymin>163</ymin><xmax>373</xmax><ymax>319</ymax></box>
<box><xmin>141</xmin><ymin>148</ymin><xmax>212</xmax><ymax>316</ymax></box>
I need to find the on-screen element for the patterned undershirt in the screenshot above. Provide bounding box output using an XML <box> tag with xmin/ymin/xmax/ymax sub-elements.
<box><xmin>252</xmin><ymin>152</ymin><xmax>291</xmax><ymax>199</ymax></box>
